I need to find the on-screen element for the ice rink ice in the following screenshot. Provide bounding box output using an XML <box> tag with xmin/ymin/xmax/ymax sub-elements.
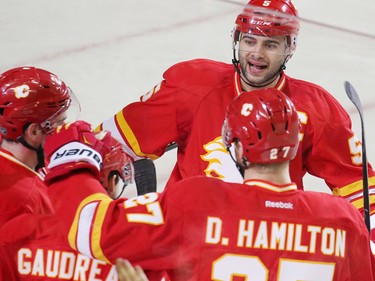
<box><xmin>2</xmin><ymin>0</ymin><xmax>374</xmax><ymax>197</ymax></box>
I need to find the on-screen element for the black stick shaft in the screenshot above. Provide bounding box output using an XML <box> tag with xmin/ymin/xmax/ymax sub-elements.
<box><xmin>344</xmin><ymin>81</ymin><xmax>371</xmax><ymax>232</ymax></box>
<box><xmin>133</xmin><ymin>158</ymin><xmax>157</xmax><ymax>195</ymax></box>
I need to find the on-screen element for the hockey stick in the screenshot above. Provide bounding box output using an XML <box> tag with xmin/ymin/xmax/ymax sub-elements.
<box><xmin>133</xmin><ymin>158</ymin><xmax>157</xmax><ymax>195</ymax></box>
<box><xmin>344</xmin><ymin>81</ymin><xmax>371</xmax><ymax>232</ymax></box>
<box><xmin>166</xmin><ymin>142</ymin><xmax>178</xmax><ymax>152</ymax></box>
<box><xmin>133</xmin><ymin>142</ymin><xmax>177</xmax><ymax>195</ymax></box>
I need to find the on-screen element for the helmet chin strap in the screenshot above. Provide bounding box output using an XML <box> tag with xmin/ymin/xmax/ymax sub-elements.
<box><xmin>226</xmin><ymin>144</ymin><xmax>245</xmax><ymax>178</ymax></box>
<box><xmin>17</xmin><ymin>136</ymin><xmax>45</xmax><ymax>171</ymax></box>
<box><xmin>105</xmin><ymin>171</ymin><xmax>127</xmax><ymax>200</ymax></box>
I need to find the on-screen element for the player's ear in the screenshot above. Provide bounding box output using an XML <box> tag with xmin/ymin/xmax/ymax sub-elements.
<box><xmin>107</xmin><ymin>171</ymin><xmax>126</xmax><ymax>199</ymax></box>
<box><xmin>107</xmin><ymin>172</ymin><xmax>118</xmax><ymax>194</ymax></box>
<box><xmin>24</xmin><ymin>123</ymin><xmax>44</xmax><ymax>144</ymax></box>
<box><xmin>234</xmin><ymin>140</ymin><xmax>249</xmax><ymax>169</ymax></box>
<box><xmin>234</xmin><ymin>140</ymin><xmax>243</xmax><ymax>163</ymax></box>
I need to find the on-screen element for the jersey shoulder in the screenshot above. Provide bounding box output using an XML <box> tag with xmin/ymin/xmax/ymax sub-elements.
<box><xmin>299</xmin><ymin>190</ymin><xmax>367</xmax><ymax>232</ymax></box>
<box><xmin>164</xmin><ymin>176</ymin><xmax>241</xmax><ymax>209</ymax></box>
<box><xmin>163</xmin><ymin>59</ymin><xmax>234</xmax><ymax>87</ymax></box>
<box><xmin>284</xmin><ymin>75</ymin><xmax>350</xmax><ymax>122</ymax></box>
<box><xmin>167</xmin><ymin>177</ymin><xmax>367</xmax><ymax>232</ymax></box>
<box><xmin>0</xmin><ymin>154</ymin><xmax>51</xmax><ymax>223</ymax></box>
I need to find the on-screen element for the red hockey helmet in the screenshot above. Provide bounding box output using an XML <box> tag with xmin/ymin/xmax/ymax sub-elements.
<box><xmin>233</xmin><ymin>0</ymin><xmax>299</xmax><ymax>54</ymax></box>
<box><xmin>222</xmin><ymin>88</ymin><xmax>299</xmax><ymax>163</ymax></box>
<box><xmin>100</xmin><ymin>133</ymin><xmax>134</xmax><ymax>198</ymax></box>
<box><xmin>0</xmin><ymin>66</ymin><xmax>80</xmax><ymax>140</ymax></box>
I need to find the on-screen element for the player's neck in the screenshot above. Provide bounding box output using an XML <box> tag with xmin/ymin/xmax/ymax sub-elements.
<box><xmin>240</xmin><ymin>74</ymin><xmax>281</xmax><ymax>92</ymax></box>
<box><xmin>0</xmin><ymin>141</ymin><xmax>38</xmax><ymax>169</ymax></box>
<box><xmin>243</xmin><ymin>162</ymin><xmax>291</xmax><ymax>185</ymax></box>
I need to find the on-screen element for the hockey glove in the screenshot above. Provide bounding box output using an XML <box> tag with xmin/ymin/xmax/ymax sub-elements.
<box><xmin>44</xmin><ymin>120</ymin><xmax>108</xmax><ymax>185</ymax></box>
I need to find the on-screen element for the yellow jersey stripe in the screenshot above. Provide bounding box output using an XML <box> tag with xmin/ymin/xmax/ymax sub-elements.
<box><xmin>115</xmin><ymin>111</ymin><xmax>159</xmax><ymax>160</ymax></box>
<box><xmin>332</xmin><ymin>176</ymin><xmax>375</xmax><ymax>197</ymax></box>
<box><xmin>350</xmin><ymin>193</ymin><xmax>375</xmax><ymax>210</ymax></box>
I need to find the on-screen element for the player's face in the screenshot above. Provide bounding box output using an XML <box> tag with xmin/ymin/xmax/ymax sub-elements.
<box><xmin>238</xmin><ymin>34</ymin><xmax>288</xmax><ymax>88</ymax></box>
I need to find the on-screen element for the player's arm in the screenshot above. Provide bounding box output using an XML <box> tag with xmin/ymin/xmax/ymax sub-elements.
<box><xmin>301</xmin><ymin>94</ymin><xmax>375</xmax><ymax>236</ymax></box>
<box><xmin>94</xmin><ymin>77</ymin><xmax>192</xmax><ymax>195</ymax></box>
<box><xmin>48</xmin><ymin>176</ymin><xmax>173</xmax><ymax>265</ymax></box>
<box><xmin>95</xmin><ymin>60</ymin><xmax>208</xmax><ymax>161</ymax></box>
<box><xmin>44</xmin><ymin>122</ymin><xmax>178</xmax><ymax>265</ymax></box>
<box><xmin>95</xmin><ymin>80</ymin><xmax>184</xmax><ymax>161</ymax></box>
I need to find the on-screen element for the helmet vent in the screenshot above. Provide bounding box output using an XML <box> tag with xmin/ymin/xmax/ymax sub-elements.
<box><xmin>0</xmin><ymin>102</ymin><xmax>10</xmax><ymax>116</ymax></box>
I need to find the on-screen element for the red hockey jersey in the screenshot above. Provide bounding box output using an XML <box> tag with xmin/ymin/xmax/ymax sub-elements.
<box><xmin>97</xmin><ymin>59</ymin><xmax>375</xmax><ymax>228</ymax></box>
<box><xmin>0</xmin><ymin>149</ymin><xmax>118</xmax><ymax>281</ymax></box>
<box><xmin>48</xmin><ymin>172</ymin><xmax>375</xmax><ymax>281</ymax></box>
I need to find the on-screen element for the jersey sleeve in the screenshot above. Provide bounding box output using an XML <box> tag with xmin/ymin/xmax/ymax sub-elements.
<box><xmin>294</xmin><ymin>83</ymin><xmax>375</xmax><ymax>235</ymax></box>
<box><xmin>47</xmin><ymin>171</ymin><xmax>182</xmax><ymax>270</ymax></box>
<box><xmin>95</xmin><ymin>60</ymin><xmax>208</xmax><ymax>161</ymax></box>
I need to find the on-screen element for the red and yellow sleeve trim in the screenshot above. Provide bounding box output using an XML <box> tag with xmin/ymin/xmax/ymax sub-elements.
<box><xmin>68</xmin><ymin>193</ymin><xmax>112</xmax><ymax>263</ymax></box>
<box><xmin>114</xmin><ymin>111</ymin><xmax>159</xmax><ymax>160</ymax></box>
<box><xmin>332</xmin><ymin>176</ymin><xmax>375</xmax><ymax>210</ymax></box>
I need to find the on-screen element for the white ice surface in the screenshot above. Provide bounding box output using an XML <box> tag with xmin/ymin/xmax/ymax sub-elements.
<box><xmin>2</xmin><ymin>0</ymin><xmax>374</xmax><ymax>197</ymax></box>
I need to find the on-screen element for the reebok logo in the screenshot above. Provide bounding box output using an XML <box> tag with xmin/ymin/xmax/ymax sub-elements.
<box><xmin>265</xmin><ymin>200</ymin><xmax>293</xmax><ymax>210</ymax></box>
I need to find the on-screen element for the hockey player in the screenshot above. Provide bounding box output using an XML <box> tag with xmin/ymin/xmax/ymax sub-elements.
<box><xmin>0</xmin><ymin>66</ymin><xmax>131</xmax><ymax>280</ymax></box>
<box><xmin>95</xmin><ymin>0</ymin><xmax>375</xmax><ymax>234</ymax></box>
<box><xmin>45</xmin><ymin>88</ymin><xmax>375</xmax><ymax>280</ymax></box>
